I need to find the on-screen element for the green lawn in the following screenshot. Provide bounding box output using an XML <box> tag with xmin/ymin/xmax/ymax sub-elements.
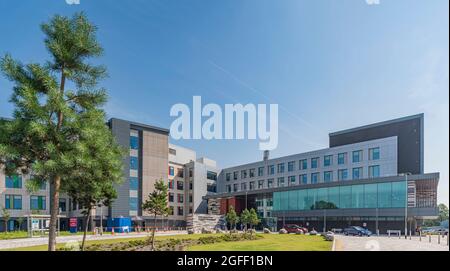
<box><xmin>188</xmin><ymin>234</ymin><xmax>332</xmax><ymax>251</ymax></box>
<box><xmin>0</xmin><ymin>231</ymin><xmax>111</xmax><ymax>240</ymax></box>
<box><xmin>2</xmin><ymin>233</ymin><xmax>332</xmax><ymax>251</ymax></box>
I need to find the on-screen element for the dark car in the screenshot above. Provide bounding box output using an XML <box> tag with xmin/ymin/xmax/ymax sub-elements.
<box><xmin>283</xmin><ymin>224</ymin><xmax>304</xmax><ymax>234</ymax></box>
<box><xmin>343</xmin><ymin>226</ymin><xmax>372</xmax><ymax>236</ymax></box>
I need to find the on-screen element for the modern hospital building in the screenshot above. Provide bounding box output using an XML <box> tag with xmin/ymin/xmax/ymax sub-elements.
<box><xmin>0</xmin><ymin>114</ymin><xmax>441</xmax><ymax>234</ymax></box>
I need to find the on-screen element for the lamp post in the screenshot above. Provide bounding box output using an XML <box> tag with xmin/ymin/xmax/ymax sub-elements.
<box><xmin>399</xmin><ymin>173</ymin><xmax>411</xmax><ymax>239</ymax></box>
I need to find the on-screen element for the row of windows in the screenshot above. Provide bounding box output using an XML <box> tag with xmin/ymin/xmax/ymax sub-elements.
<box><xmin>168</xmin><ymin>180</ymin><xmax>192</xmax><ymax>190</ymax></box>
<box><xmin>225</xmin><ymin>148</ymin><xmax>380</xmax><ymax>181</ymax></box>
<box><xmin>168</xmin><ymin>193</ymin><xmax>193</xmax><ymax>203</ymax></box>
<box><xmin>168</xmin><ymin>206</ymin><xmax>192</xmax><ymax>216</ymax></box>
<box><xmin>4</xmin><ymin>175</ymin><xmax>47</xmax><ymax>190</ymax></box>
<box><xmin>273</xmin><ymin>181</ymin><xmax>406</xmax><ymax>211</ymax></box>
<box><xmin>4</xmin><ymin>195</ymin><xmax>46</xmax><ymax>210</ymax></box>
<box><xmin>225</xmin><ymin>166</ymin><xmax>381</xmax><ymax>192</ymax></box>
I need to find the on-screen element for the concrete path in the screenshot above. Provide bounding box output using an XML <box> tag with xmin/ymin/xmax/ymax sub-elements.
<box><xmin>0</xmin><ymin>231</ymin><xmax>187</xmax><ymax>250</ymax></box>
<box><xmin>334</xmin><ymin>234</ymin><xmax>449</xmax><ymax>251</ymax></box>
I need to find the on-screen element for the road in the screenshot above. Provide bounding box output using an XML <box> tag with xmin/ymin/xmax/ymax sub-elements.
<box><xmin>334</xmin><ymin>234</ymin><xmax>449</xmax><ymax>251</ymax></box>
<box><xmin>0</xmin><ymin>231</ymin><xmax>187</xmax><ymax>250</ymax></box>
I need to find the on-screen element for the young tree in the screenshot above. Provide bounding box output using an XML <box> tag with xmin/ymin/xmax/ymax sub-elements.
<box><xmin>240</xmin><ymin>209</ymin><xmax>251</xmax><ymax>232</ymax></box>
<box><xmin>249</xmin><ymin>208</ymin><xmax>261</xmax><ymax>235</ymax></box>
<box><xmin>0</xmin><ymin>13</ymin><xmax>117</xmax><ymax>251</ymax></box>
<box><xmin>1</xmin><ymin>208</ymin><xmax>10</xmax><ymax>233</ymax></box>
<box><xmin>142</xmin><ymin>179</ymin><xmax>170</xmax><ymax>251</ymax></box>
<box><xmin>225</xmin><ymin>206</ymin><xmax>239</xmax><ymax>232</ymax></box>
<box><xmin>16</xmin><ymin>217</ymin><xmax>25</xmax><ymax>231</ymax></box>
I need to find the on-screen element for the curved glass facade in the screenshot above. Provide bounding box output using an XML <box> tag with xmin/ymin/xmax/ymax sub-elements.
<box><xmin>273</xmin><ymin>181</ymin><xmax>406</xmax><ymax>211</ymax></box>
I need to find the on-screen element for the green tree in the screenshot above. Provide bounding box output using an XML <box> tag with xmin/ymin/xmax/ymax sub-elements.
<box><xmin>438</xmin><ymin>203</ymin><xmax>449</xmax><ymax>222</ymax></box>
<box><xmin>142</xmin><ymin>179</ymin><xmax>170</xmax><ymax>251</ymax></box>
<box><xmin>16</xmin><ymin>217</ymin><xmax>25</xmax><ymax>231</ymax></box>
<box><xmin>225</xmin><ymin>206</ymin><xmax>239</xmax><ymax>232</ymax></box>
<box><xmin>248</xmin><ymin>208</ymin><xmax>261</xmax><ymax>235</ymax></box>
<box><xmin>240</xmin><ymin>209</ymin><xmax>251</xmax><ymax>231</ymax></box>
<box><xmin>0</xmin><ymin>13</ymin><xmax>117</xmax><ymax>251</ymax></box>
<box><xmin>1</xmin><ymin>208</ymin><xmax>10</xmax><ymax>233</ymax></box>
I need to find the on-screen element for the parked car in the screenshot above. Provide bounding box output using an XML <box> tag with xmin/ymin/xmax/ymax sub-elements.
<box><xmin>343</xmin><ymin>226</ymin><xmax>372</xmax><ymax>236</ymax></box>
<box><xmin>283</xmin><ymin>224</ymin><xmax>304</xmax><ymax>234</ymax></box>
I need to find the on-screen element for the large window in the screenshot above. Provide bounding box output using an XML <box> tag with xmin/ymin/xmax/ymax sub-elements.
<box><xmin>5</xmin><ymin>175</ymin><xmax>22</xmax><ymax>189</ymax></box>
<box><xmin>311</xmin><ymin>158</ymin><xmax>319</xmax><ymax>169</ymax></box>
<box><xmin>30</xmin><ymin>196</ymin><xmax>46</xmax><ymax>210</ymax></box>
<box><xmin>241</xmin><ymin>170</ymin><xmax>247</xmax><ymax>179</ymax></box>
<box><xmin>129</xmin><ymin>197</ymin><xmax>138</xmax><ymax>211</ymax></box>
<box><xmin>324</xmin><ymin>155</ymin><xmax>333</xmax><ymax>167</ymax></box>
<box><xmin>177</xmin><ymin>181</ymin><xmax>184</xmax><ymax>190</ymax></box>
<box><xmin>324</xmin><ymin>171</ymin><xmax>333</xmax><ymax>182</ymax></box>
<box><xmin>288</xmin><ymin>176</ymin><xmax>296</xmax><ymax>186</ymax></box>
<box><xmin>5</xmin><ymin>195</ymin><xmax>22</xmax><ymax>210</ymax></box>
<box><xmin>267</xmin><ymin>179</ymin><xmax>274</xmax><ymax>188</ymax></box>
<box><xmin>130</xmin><ymin>157</ymin><xmax>139</xmax><ymax>170</ymax></box>
<box><xmin>311</xmin><ymin>173</ymin><xmax>319</xmax><ymax>184</ymax></box>
<box><xmin>369</xmin><ymin>165</ymin><xmax>380</xmax><ymax>178</ymax></box>
<box><xmin>249</xmin><ymin>169</ymin><xmax>255</xmax><ymax>178</ymax></box>
<box><xmin>130</xmin><ymin>177</ymin><xmax>139</xmax><ymax>190</ymax></box>
<box><xmin>272</xmin><ymin>181</ymin><xmax>406</xmax><ymax>211</ymax></box>
<box><xmin>352</xmin><ymin>167</ymin><xmax>363</xmax><ymax>180</ymax></box>
<box><xmin>130</xmin><ymin>135</ymin><xmax>139</xmax><ymax>150</ymax></box>
<box><xmin>338</xmin><ymin>169</ymin><xmax>348</xmax><ymax>181</ymax></box>
<box><xmin>169</xmin><ymin>166</ymin><xmax>175</xmax><ymax>176</ymax></box>
<box><xmin>207</xmin><ymin>171</ymin><xmax>217</xmax><ymax>181</ymax></box>
<box><xmin>241</xmin><ymin>182</ymin><xmax>247</xmax><ymax>191</ymax></box>
<box><xmin>300</xmin><ymin>174</ymin><xmax>307</xmax><ymax>185</ymax></box>
<box><xmin>338</xmin><ymin>153</ymin><xmax>347</xmax><ymax>165</ymax></box>
<box><xmin>59</xmin><ymin>198</ymin><xmax>66</xmax><ymax>212</ymax></box>
<box><xmin>300</xmin><ymin>159</ymin><xmax>308</xmax><ymax>170</ymax></box>
<box><xmin>258</xmin><ymin>167</ymin><xmax>264</xmax><ymax>176</ymax></box>
<box><xmin>268</xmin><ymin>165</ymin><xmax>275</xmax><ymax>175</ymax></box>
<box><xmin>277</xmin><ymin>163</ymin><xmax>285</xmax><ymax>174</ymax></box>
<box><xmin>277</xmin><ymin>177</ymin><xmax>285</xmax><ymax>187</ymax></box>
<box><xmin>369</xmin><ymin>147</ymin><xmax>380</xmax><ymax>160</ymax></box>
<box><xmin>226</xmin><ymin>173</ymin><xmax>231</xmax><ymax>182</ymax></box>
<box><xmin>258</xmin><ymin>180</ymin><xmax>265</xmax><ymax>189</ymax></box>
<box><xmin>288</xmin><ymin>161</ymin><xmax>295</xmax><ymax>172</ymax></box>
<box><xmin>233</xmin><ymin>171</ymin><xmax>238</xmax><ymax>180</ymax></box>
<box><xmin>249</xmin><ymin>181</ymin><xmax>255</xmax><ymax>190</ymax></box>
<box><xmin>352</xmin><ymin>150</ymin><xmax>363</xmax><ymax>163</ymax></box>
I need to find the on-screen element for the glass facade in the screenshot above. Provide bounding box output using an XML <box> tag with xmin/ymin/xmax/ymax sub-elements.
<box><xmin>273</xmin><ymin>181</ymin><xmax>406</xmax><ymax>211</ymax></box>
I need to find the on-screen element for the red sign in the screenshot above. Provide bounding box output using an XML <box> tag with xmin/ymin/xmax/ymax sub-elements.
<box><xmin>69</xmin><ymin>218</ymin><xmax>77</xmax><ymax>228</ymax></box>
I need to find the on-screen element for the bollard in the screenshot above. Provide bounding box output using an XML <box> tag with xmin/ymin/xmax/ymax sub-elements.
<box><xmin>438</xmin><ymin>234</ymin><xmax>441</xmax><ymax>244</ymax></box>
<box><xmin>409</xmin><ymin>230</ymin><xmax>412</xmax><ymax>240</ymax></box>
<box><xmin>429</xmin><ymin>235</ymin><xmax>431</xmax><ymax>243</ymax></box>
<box><xmin>419</xmin><ymin>232</ymin><xmax>422</xmax><ymax>242</ymax></box>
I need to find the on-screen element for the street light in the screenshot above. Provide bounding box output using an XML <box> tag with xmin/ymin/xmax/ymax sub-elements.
<box><xmin>399</xmin><ymin>173</ymin><xmax>412</xmax><ymax>239</ymax></box>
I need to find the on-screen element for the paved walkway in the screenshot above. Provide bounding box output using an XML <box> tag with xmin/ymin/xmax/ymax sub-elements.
<box><xmin>0</xmin><ymin>231</ymin><xmax>187</xmax><ymax>250</ymax></box>
<box><xmin>334</xmin><ymin>234</ymin><xmax>450</xmax><ymax>251</ymax></box>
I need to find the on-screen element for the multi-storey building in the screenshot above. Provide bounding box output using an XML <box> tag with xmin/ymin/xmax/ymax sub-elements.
<box><xmin>207</xmin><ymin>114</ymin><xmax>440</xmax><ymax>234</ymax></box>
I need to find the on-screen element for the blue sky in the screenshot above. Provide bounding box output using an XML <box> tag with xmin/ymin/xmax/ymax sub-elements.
<box><xmin>0</xmin><ymin>0</ymin><xmax>448</xmax><ymax>204</ymax></box>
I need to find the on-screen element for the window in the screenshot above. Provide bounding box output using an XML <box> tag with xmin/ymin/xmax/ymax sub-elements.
<box><xmin>189</xmin><ymin>169</ymin><xmax>193</xmax><ymax>178</ymax></box>
<box><xmin>207</xmin><ymin>184</ymin><xmax>216</xmax><ymax>193</ymax></box>
<box><xmin>258</xmin><ymin>180</ymin><xmax>265</xmax><ymax>189</ymax></box>
<box><xmin>288</xmin><ymin>176</ymin><xmax>296</xmax><ymax>186</ymax></box>
<box><xmin>30</xmin><ymin>196</ymin><xmax>46</xmax><ymax>210</ymax></box>
<box><xmin>369</xmin><ymin>165</ymin><xmax>380</xmax><ymax>178</ymax></box>
<box><xmin>226</xmin><ymin>185</ymin><xmax>231</xmax><ymax>193</ymax></box>
<box><xmin>233</xmin><ymin>171</ymin><xmax>238</xmax><ymax>180</ymax></box>
<box><xmin>338</xmin><ymin>153</ymin><xmax>346</xmax><ymax>165</ymax></box>
<box><xmin>177</xmin><ymin>194</ymin><xmax>184</xmax><ymax>203</ymax></box>
<box><xmin>130</xmin><ymin>136</ymin><xmax>139</xmax><ymax>150</ymax></box>
<box><xmin>324</xmin><ymin>155</ymin><xmax>333</xmax><ymax>167</ymax></box>
<box><xmin>168</xmin><ymin>180</ymin><xmax>174</xmax><ymax>189</ymax></box>
<box><xmin>177</xmin><ymin>181</ymin><xmax>184</xmax><ymax>190</ymax></box>
<box><xmin>129</xmin><ymin>197</ymin><xmax>138</xmax><ymax>210</ymax></box>
<box><xmin>241</xmin><ymin>183</ymin><xmax>247</xmax><ymax>191</ymax></box>
<box><xmin>277</xmin><ymin>177</ymin><xmax>285</xmax><ymax>187</ymax></box>
<box><xmin>226</xmin><ymin>173</ymin><xmax>231</xmax><ymax>182</ymax></box>
<box><xmin>169</xmin><ymin>193</ymin><xmax>174</xmax><ymax>202</ymax></box>
<box><xmin>189</xmin><ymin>207</ymin><xmax>193</xmax><ymax>214</ymax></box>
<box><xmin>277</xmin><ymin>163</ymin><xmax>285</xmax><ymax>174</ymax></box>
<box><xmin>311</xmin><ymin>158</ymin><xmax>319</xmax><ymax>169</ymax></box>
<box><xmin>187</xmin><ymin>194</ymin><xmax>192</xmax><ymax>203</ymax></box>
<box><xmin>324</xmin><ymin>171</ymin><xmax>333</xmax><ymax>182</ymax></box>
<box><xmin>5</xmin><ymin>175</ymin><xmax>22</xmax><ymax>189</ymax></box>
<box><xmin>5</xmin><ymin>195</ymin><xmax>22</xmax><ymax>210</ymax></box>
<box><xmin>178</xmin><ymin>169</ymin><xmax>184</xmax><ymax>178</ymax></box>
<box><xmin>177</xmin><ymin>206</ymin><xmax>184</xmax><ymax>216</ymax></box>
<box><xmin>311</xmin><ymin>173</ymin><xmax>319</xmax><ymax>184</ymax></box>
<box><xmin>130</xmin><ymin>157</ymin><xmax>139</xmax><ymax>170</ymax></box>
<box><xmin>169</xmin><ymin>148</ymin><xmax>176</xmax><ymax>155</ymax></box>
<box><xmin>338</xmin><ymin>169</ymin><xmax>348</xmax><ymax>181</ymax></box>
<box><xmin>207</xmin><ymin>171</ymin><xmax>217</xmax><ymax>181</ymax></box>
<box><xmin>130</xmin><ymin>177</ymin><xmax>139</xmax><ymax>190</ymax></box>
<box><xmin>249</xmin><ymin>181</ymin><xmax>255</xmax><ymax>190</ymax></box>
<box><xmin>300</xmin><ymin>159</ymin><xmax>308</xmax><ymax>170</ymax></box>
<box><xmin>267</xmin><ymin>179</ymin><xmax>274</xmax><ymax>188</ymax></box>
<box><xmin>352</xmin><ymin>167</ymin><xmax>363</xmax><ymax>180</ymax></box>
<box><xmin>352</xmin><ymin>150</ymin><xmax>362</xmax><ymax>163</ymax></box>
<box><xmin>241</xmin><ymin>170</ymin><xmax>247</xmax><ymax>179</ymax></box>
<box><xmin>59</xmin><ymin>199</ymin><xmax>66</xmax><ymax>212</ymax></box>
<box><xmin>369</xmin><ymin>147</ymin><xmax>380</xmax><ymax>160</ymax></box>
<box><xmin>288</xmin><ymin>161</ymin><xmax>295</xmax><ymax>172</ymax></box>
<box><xmin>169</xmin><ymin>166</ymin><xmax>175</xmax><ymax>176</ymax></box>
<box><xmin>233</xmin><ymin>184</ymin><xmax>239</xmax><ymax>192</ymax></box>
<box><xmin>267</xmin><ymin>165</ymin><xmax>275</xmax><ymax>175</ymax></box>
<box><xmin>249</xmin><ymin>168</ymin><xmax>255</xmax><ymax>178</ymax></box>
<box><xmin>258</xmin><ymin>167</ymin><xmax>264</xmax><ymax>177</ymax></box>
<box><xmin>300</xmin><ymin>174</ymin><xmax>307</xmax><ymax>185</ymax></box>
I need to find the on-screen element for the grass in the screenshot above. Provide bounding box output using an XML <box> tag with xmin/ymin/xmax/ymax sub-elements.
<box><xmin>0</xmin><ymin>231</ymin><xmax>111</xmax><ymax>240</ymax></box>
<box><xmin>2</xmin><ymin>233</ymin><xmax>332</xmax><ymax>251</ymax></box>
<box><xmin>188</xmin><ymin>234</ymin><xmax>332</xmax><ymax>251</ymax></box>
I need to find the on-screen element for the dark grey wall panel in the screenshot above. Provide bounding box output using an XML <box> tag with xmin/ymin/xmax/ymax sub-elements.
<box><xmin>329</xmin><ymin>114</ymin><xmax>424</xmax><ymax>175</ymax></box>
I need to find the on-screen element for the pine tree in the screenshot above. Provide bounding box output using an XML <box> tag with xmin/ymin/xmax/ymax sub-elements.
<box><xmin>0</xmin><ymin>12</ymin><xmax>123</xmax><ymax>251</ymax></box>
<box><xmin>142</xmin><ymin>179</ymin><xmax>170</xmax><ymax>251</ymax></box>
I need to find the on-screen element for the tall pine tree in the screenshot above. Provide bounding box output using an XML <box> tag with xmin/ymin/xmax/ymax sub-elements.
<box><xmin>0</xmin><ymin>13</ymin><xmax>123</xmax><ymax>251</ymax></box>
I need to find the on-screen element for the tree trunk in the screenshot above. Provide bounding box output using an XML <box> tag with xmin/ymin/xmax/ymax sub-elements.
<box><xmin>48</xmin><ymin>175</ymin><xmax>61</xmax><ymax>251</ymax></box>
<box><xmin>81</xmin><ymin>209</ymin><xmax>91</xmax><ymax>251</ymax></box>
<box><xmin>151</xmin><ymin>213</ymin><xmax>157</xmax><ymax>251</ymax></box>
